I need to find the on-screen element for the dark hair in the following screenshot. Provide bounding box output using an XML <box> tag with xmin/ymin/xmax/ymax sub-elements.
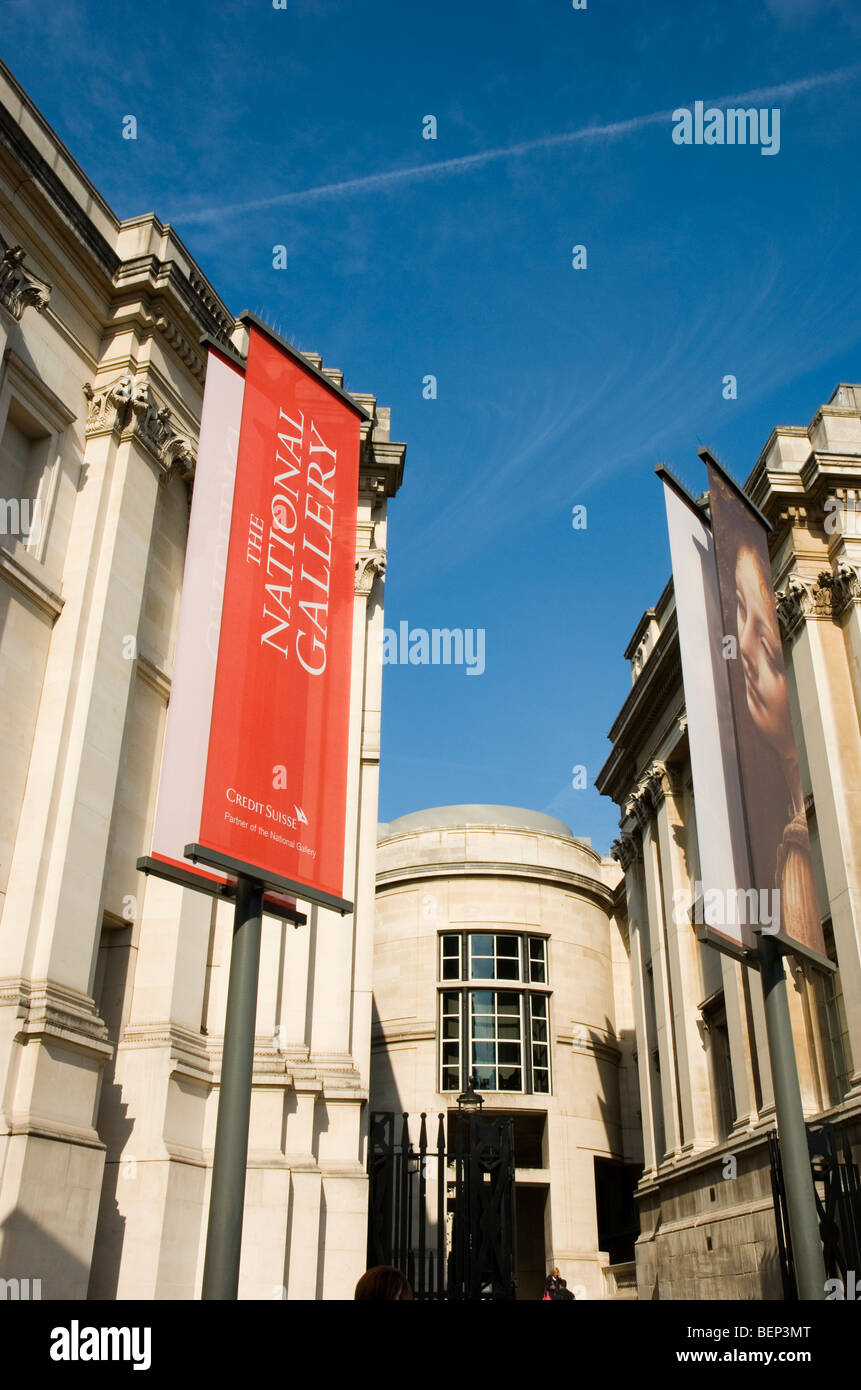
<box><xmin>354</xmin><ymin>1266</ymin><xmax>415</xmax><ymax>1301</ymax></box>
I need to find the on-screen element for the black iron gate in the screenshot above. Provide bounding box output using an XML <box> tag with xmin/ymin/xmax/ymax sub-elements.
<box><xmin>367</xmin><ymin>1110</ymin><xmax>517</xmax><ymax>1300</ymax></box>
<box><xmin>768</xmin><ymin>1121</ymin><xmax>861</xmax><ymax>1299</ymax></box>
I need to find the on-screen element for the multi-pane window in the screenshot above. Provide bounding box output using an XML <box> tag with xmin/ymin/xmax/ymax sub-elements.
<box><xmin>528</xmin><ymin>937</ymin><xmax>547</xmax><ymax>983</ymax></box>
<box><xmin>440</xmin><ymin>932</ymin><xmax>548</xmax><ymax>985</ymax></box>
<box><xmin>437</xmin><ymin>932</ymin><xmax>550</xmax><ymax>1094</ymax></box>
<box><xmin>701</xmin><ymin>991</ymin><xmax>736</xmax><ymax>1141</ymax></box>
<box><xmin>819</xmin><ymin>923</ymin><xmax>852</xmax><ymax>1103</ymax></box>
<box><xmin>440</xmin><ymin>991</ymin><xmax>462</xmax><ymax>1091</ymax></box>
<box><xmin>470</xmin><ymin>933</ymin><xmax>520</xmax><ymax>980</ymax></box>
<box><xmin>441</xmin><ymin>936</ymin><xmax>461</xmax><ymax>980</ymax></box>
<box><xmin>471</xmin><ymin>990</ymin><xmax>523</xmax><ymax>1091</ymax></box>
<box><xmin>530</xmin><ymin>994</ymin><xmax>550</xmax><ymax>1092</ymax></box>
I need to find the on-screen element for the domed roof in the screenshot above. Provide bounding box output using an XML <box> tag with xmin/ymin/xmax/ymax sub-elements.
<box><xmin>378</xmin><ymin>804</ymin><xmax>578</xmax><ymax>841</ymax></box>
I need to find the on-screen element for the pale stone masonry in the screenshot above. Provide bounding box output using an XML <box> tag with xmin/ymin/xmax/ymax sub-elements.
<box><xmin>0</xmin><ymin>59</ymin><xmax>404</xmax><ymax>1299</ymax></box>
<box><xmin>372</xmin><ymin>806</ymin><xmax>643</xmax><ymax>1299</ymax></box>
<box><xmin>596</xmin><ymin>385</ymin><xmax>861</xmax><ymax>1299</ymax></box>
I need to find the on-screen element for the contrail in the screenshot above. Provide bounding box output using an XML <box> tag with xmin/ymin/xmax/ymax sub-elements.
<box><xmin>177</xmin><ymin>63</ymin><xmax>861</xmax><ymax>226</ymax></box>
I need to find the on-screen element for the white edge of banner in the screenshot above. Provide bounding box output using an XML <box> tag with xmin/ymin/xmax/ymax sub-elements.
<box><xmin>149</xmin><ymin>349</ymin><xmax>245</xmax><ymax>886</ymax></box>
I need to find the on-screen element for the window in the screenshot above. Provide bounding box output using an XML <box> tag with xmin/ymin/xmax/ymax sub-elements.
<box><xmin>530</xmin><ymin>994</ymin><xmax>550</xmax><ymax>1093</ymax></box>
<box><xmin>471</xmin><ymin>990</ymin><xmax>523</xmax><ymax>1091</ymax></box>
<box><xmin>440</xmin><ymin>935</ymin><xmax>461</xmax><ymax>980</ymax></box>
<box><xmin>0</xmin><ymin>398</ymin><xmax>51</xmax><ymax>553</ymax></box>
<box><xmin>818</xmin><ymin>923</ymin><xmax>852</xmax><ymax>1103</ymax></box>
<box><xmin>528</xmin><ymin>937</ymin><xmax>547</xmax><ymax>983</ymax></box>
<box><xmin>469</xmin><ymin>933</ymin><xmax>520</xmax><ymax>980</ymax></box>
<box><xmin>440</xmin><ymin>991</ymin><xmax>462</xmax><ymax>1091</ymax></box>
<box><xmin>438</xmin><ymin>930</ymin><xmax>549</xmax><ymax>985</ymax></box>
<box><xmin>700</xmin><ymin>991</ymin><xmax>736</xmax><ymax>1141</ymax></box>
<box><xmin>0</xmin><ymin>354</ymin><xmax>75</xmax><ymax>570</ymax></box>
<box><xmin>437</xmin><ymin>930</ymin><xmax>551</xmax><ymax>1094</ymax></box>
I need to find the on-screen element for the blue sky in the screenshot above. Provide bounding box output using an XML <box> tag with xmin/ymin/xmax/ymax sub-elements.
<box><xmin>7</xmin><ymin>0</ymin><xmax>861</xmax><ymax>851</ymax></box>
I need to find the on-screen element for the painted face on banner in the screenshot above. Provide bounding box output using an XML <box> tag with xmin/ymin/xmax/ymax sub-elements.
<box><xmin>707</xmin><ymin>462</ymin><xmax>826</xmax><ymax>959</ymax></box>
<box><xmin>735</xmin><ymin>545</ymin><xmax>794</xmax><ymax>759</ymax></box>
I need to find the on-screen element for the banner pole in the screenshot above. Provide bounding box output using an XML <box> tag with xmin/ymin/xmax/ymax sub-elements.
<box><xmin>201</xmin><ymin>872</ymin><xmax>264</xmax><ymax>1299</ymax></box>
<box><xmin>758</xmin><ymin>933</ymin><xmax>826</xmax><ymax>1300</ymax></box>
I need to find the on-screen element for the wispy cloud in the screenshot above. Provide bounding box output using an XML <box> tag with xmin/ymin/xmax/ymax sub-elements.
<box><xmin>176</xmin><ymin>64</ymin><xmax>861</xmax><ymax>226</ymax></box>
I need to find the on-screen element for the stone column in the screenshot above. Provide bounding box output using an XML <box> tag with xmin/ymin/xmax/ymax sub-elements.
<box><xmin>777</xmin><ymin>575</ymin><xmax>861</xmax><ymax>1094</ymax></box>
<box><xmin>612</xmin><ymin>833</ymin><xmax>658</xmax><ymax>1174</ymax></box>
<box><xmin>0</xmin><ymin>366</ymin><xmax>189</xmax><ymax>1297</ymax></box>
<box><xmin>633</xmin><ymin>785</ymin><xmax>682</xmax><ymax>1161</ymax></box>
<box><xmin>650</xmin><ymin>763</ymin><xmax>716</xmax><ymax>1152</ymax></box>
<box><xmin>350</xmin><ymin>532</ymin><xmax>388</xmax><ymax>1099</ymax></box>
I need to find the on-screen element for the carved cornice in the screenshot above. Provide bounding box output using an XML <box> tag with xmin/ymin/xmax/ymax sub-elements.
<box><xmin>611</xmin><ymin>832</ymin><xmax>643</xmax><ymax>872</ymax></box>
<box><xmin>775</xmin><ymin>573</ymin><xmax>834</xmax><ymax>637</ymax></box>
<box><xmin>0</xmin><ymin>977</ymin><xmax>112</xmax><ymax>1061</ymax></box>
<box><xmin>154</xmin><ymin>312</ymin><xmax>206</xmax><ymax>383</ymax></box>
<box><xmin>83</xmin><ymin>372</ymin><xmax>195</xmax><ymax>475</ymax></box>
<box><xmin>0</xmin><ymin>545</ymin><xmax>63</xmax><ymax>620</ymax></box>
<box><xmin>355</xmin><ymin>548</ymin><xmax>386</xmax><ymax>597</ymax></box>
<box><xmin>375</xmin><ymin>859</ymin><xmax>616</xmax><ymax>911</ymax></box>
<box><xmin>623</xmin><ymin>759</ymin><xmax>672</xmax><ymax>826</ymax></box>
<box><xmin>818</xmin><ymin>564</ymin><xmax>861</xmax><ymax>618</ymax></box>
<box><xmin>359</xmin><ymin>439</ymin><xmax>405</xmax><ymax>500</ymax></box>
<box><xmin>0</xmin><ymin>95</ymin><xmax>120</xmax><ymax>276</ymax></box>
<box><xmin>0</xmin><ymin>240</ymin><xmax>51</xmax><ymax>320</ymax></box>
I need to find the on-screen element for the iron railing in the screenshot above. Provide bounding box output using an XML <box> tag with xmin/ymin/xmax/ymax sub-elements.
<box><xmin>367</xmin><ymin>1110</ymin><xmax>516</xmax><ymax>1300</ymax></box>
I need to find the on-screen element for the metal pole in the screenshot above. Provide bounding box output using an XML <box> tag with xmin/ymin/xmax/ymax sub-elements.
<box><xmin>202</xmin><ymin>873</ymin><xmax>264</xmax><ymax>1299</ymax></box>
<box><xmin>758</xmin><ymin>933</ymin><xmax>826</xmax><ymax>1300</ymax></box>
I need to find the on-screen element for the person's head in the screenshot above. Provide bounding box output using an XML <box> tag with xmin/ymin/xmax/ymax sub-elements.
<box><xmin>354</xmin><ymin>1265</ymin><xmax>414</xmax><ymax>1301</ymax></box>
<box><xmin>734</xmin><ymin>544</ymin><xmax>794</xmax><ymax>759</ymax></box>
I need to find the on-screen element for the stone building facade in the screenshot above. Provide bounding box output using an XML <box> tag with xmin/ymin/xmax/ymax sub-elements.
<box><xmin>0</xmin><ymin>59</ymin><xmax>404</xmax><ymax>1299</ymax></box>
<box><xmin>596</xmin><ymin>385</ymin><xmax>861</xmax><ymax>1299</ymax></box>
<box><xmin>372</xmin><ymin>805</ymin><xmax>642</xmax><ymax>1299</ymax></box>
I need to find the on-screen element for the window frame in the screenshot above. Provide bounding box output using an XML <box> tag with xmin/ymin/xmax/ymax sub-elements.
<box><xmin>0</xmin><ymin>351</ymin><xmax>75</xmax><ymax>569</ymax></box>
<box><xmin>436</xmin><ymin>929</ymin><xmax>552</xmax><ymax>1096</ymax></box>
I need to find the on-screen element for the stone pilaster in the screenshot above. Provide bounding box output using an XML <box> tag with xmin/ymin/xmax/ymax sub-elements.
<box><xmin>651</xmin><ymin>765</ymin><xmax>716</xmax><ymax>1151</ymax></box>
<box><xmin>0</xmin><ymin>368</ymin><xmax>177</xmax><ymax>1295</ymax></box>
<box><xmin>613</xmin><ymin>832</ymin><xmax>660</xmax><ymax>1174</ymax></box>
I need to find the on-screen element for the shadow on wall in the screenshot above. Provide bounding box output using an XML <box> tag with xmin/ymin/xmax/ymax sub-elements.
<box><xmin>0</xmin><ymin>1207</ymin><xmax>90</xmax><ymax>1301</ymax></box>
<box><xmin>369</xmin><ymin>997</ymin><xmax>407</xmax><ymax>1119</ymax></box>
<box><xmin>592</xmin><ymin>1016</ymin><xmax>641</xmax><ymax>1159</ymax></box>
<box><xmin>87</xmin><ymin>923</ymin><xmax>137</xmax><ymax>1299</ymax></box>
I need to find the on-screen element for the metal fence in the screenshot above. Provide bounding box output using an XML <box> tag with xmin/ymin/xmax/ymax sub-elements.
<box><xmin>367</xmin><ymin>1110</ymin><xmax>517</xmax><ymax>1300</ymax></box>
<box><xmin>768</xmin><ymin>1120</ymin><xmax>861</xmax><ymax>1298</ymax></box>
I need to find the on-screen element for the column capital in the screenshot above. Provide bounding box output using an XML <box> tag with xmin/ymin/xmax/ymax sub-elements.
<box><xmin>0</xmin><ymin>239</ymin><xmax>51</xmax><ymax>321</ymax></box>
<box><xmin>83</xmin><ymin>373</ymin><xmax>195</xmax><ymax>477</ymax></box>
<box><xmin>775</xmin><ymin>572</ymin><xmax>834</xmax><ymax>637</ymax></box>
<box><xmin>611</xmin><ymin>831</ymin><xmax>642</xmax><ymax>871</ymax></box>
<box><xmin>818</xmin><ymin>563</ymin><xmax>861</xmax><ymax>618</ymax></box>
<box><xmin>354</xmin><ymin>548</ymin><xmax>386</xmax><ymax>598</ymax></box>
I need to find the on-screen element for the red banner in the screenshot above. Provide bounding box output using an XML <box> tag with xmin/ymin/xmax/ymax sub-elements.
<box><xmin>198</xmin><ymin>321</ymin><xmax>362</xmax><ymax>901</ymax></box>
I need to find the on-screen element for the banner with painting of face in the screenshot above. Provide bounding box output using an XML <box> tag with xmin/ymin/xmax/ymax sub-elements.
<box><xmin>661</xmin><ymin>474</ymin><xmax>755</xmax><ymax>953</ymax></box>
<box><xmin>705</xmin><ymin>459</ymin><xmax>826</xmax><ymax>960</ymax></box>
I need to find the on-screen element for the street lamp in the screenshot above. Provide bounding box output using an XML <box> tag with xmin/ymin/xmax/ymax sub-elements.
<box><xmin>456</xmin><ymin>1074</ymin><xmax>484</xmax><ymax>1113</ymax></box>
